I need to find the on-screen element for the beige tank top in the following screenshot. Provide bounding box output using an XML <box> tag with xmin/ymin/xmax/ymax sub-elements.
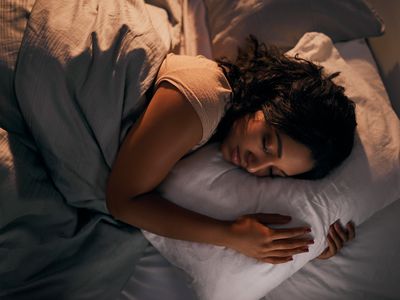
<box><xmin>155</xmin><ymin>53</ymin><xmax>232</xmax><ymax>150</ymax></box>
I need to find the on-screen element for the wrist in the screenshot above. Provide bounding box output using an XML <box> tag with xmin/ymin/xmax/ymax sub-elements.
<box><xmin>213</xmin><ymin>220</ymin><xmax>235</xmax><ymax>247</ymax></box>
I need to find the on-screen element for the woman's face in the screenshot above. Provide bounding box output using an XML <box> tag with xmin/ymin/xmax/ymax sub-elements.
<box><xmin>220</xmin><ymin>111</ymin><xmax>314</xmax><ymax>177</ymax></box>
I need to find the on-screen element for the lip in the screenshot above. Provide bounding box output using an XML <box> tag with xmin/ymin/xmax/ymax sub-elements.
<box><xmin>231</xmin><ymin>146</ymin><xmax>242</xmax><ymax>167</ymax></box>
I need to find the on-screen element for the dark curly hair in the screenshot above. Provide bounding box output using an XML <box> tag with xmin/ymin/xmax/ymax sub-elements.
<box><xmin>210</xmin><ymin>36</ymin><xmax>357</xmax><ymax>180</ymax></box>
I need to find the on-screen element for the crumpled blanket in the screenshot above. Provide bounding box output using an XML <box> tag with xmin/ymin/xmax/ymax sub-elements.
<box><xmin>16</xmin><ymin>0</ymin><xmax>170</xmax><ymax>212</ymax></box>
<box><xmin>1</xmin><ymin>0</ymin><xmax>175</xmax><ymax>298</ymax></box>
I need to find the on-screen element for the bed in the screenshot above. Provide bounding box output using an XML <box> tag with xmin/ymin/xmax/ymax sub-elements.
<box><xmin>120</xmin><ymin>37</ymin><xmax>400</xmax><ymax>300</ymax></box>
<box><xmin>1</xmin><ymin>1</ymin><xmax>399</xmax><ymax>300</ymax></box>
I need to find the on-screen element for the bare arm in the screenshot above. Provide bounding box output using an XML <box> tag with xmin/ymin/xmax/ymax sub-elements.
<box><xmin>106</xmin><ymin>82</ymin><xmax>228</xmax><ymax>245</ymax></box>
<box><xmin>110</xmin><ymin>191</ymin><xmax>230</xmax><ymax>246</ymax></box>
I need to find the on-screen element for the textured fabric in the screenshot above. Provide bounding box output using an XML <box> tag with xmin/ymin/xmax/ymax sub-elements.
<box><xmin>15</xmin><ymin>0</ymin><xmax>169</xmax><ymax>213</ymax></box>
<box><xmin>118</xmin><ymin>242</ymin><xmax>197</xmax><ymax>300</ymax></box>
<box><xmin>0</xmin><ymin>0</ymin><xmax>35</xmax><ymax>136</ymax></box>
<box><xmin>0</xmin><ymin>128</ymin><xmax>149</xmax><ymax>300</ymax></box>
<box><xmin>145</xmin><ymin>0</ymin><xmax>183</xmax><ymax>53</ymax></box>
<box><xmin>155</xmin><ymin>53</ymin><xmax>231</xmax><ymax>149</ymax></box>
<box><xmin>142</xmin><ymin>33</ymin><xmax>400</xmax><ymax>300</ymax></box>
<box><xmin>1</xmin><ymin>0</ymin><xmax>176</xmax><ymax>299</ymax></box>
<box><xmin>0</xmin><ymin>0</ymin><xmax>35</xmax><ymax>69</ymax></box>
<box><xmin>204</xmin><ymin>0</ymin><xmax>385</xmax><ymax>60</ymax></box>
<box><xmin>180</xmin><ymin>0</ymin><xmax>212</xmax><ymax>58</ymax></box>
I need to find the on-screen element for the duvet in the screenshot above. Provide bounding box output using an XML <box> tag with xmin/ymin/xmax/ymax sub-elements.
<box><xmin>1</xmin><ymin>0</ymin><xmax>173</xmax><ymax>298</ymax></box>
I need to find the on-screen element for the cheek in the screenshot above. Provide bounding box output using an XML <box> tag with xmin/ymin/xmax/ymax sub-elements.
<box><xmin>287</xmin><ymin>154</ymin><xmax>314</xmax><ymax>175</ymax></box>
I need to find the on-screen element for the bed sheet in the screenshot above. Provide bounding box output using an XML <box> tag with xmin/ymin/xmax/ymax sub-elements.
<box><xmin>179</xmin><ymin>0</ymin><xmax>212</xmax><ymax>58</ymax></box>
<box><xmin>263</xmin><ymin>198</ymin><xmax>400</xmax><ymax>300</ymax></box>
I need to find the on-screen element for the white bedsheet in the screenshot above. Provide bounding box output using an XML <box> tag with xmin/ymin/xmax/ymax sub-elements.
<box><xmin>263</xmin><ymin>198</ymin><xmax>400</xmax><ymax>300</ymax></box>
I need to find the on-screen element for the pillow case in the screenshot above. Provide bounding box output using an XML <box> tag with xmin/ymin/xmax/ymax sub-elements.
<box><xmin>204</xmin><ymin>0</ymin><xmax>384</xmax><ymax>59</ymax></box>
<box><xmin>142</xmin><ymin>32</ymin><xmax>400</xmax><ymax>300</ymax></box>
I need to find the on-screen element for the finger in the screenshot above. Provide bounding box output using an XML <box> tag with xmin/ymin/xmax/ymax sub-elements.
<box><xmin>329</xmin><ymin>225</ymin><xmax>343</xmax><ymax>250</ymax></box>
<box><xmin>317</xmin><ymin>247</ymin><xmax>330</xmax><ymax>259</ymax></box>
<box><xmin>265</xmin><ymin>246</ymin><xmax>309</xmax><ymax>257</ymax></box>
<box><xmin>333</xmin><ymin>221</ymin><xmax>348</xmax><ymax>242</ymax></box>
<box><xmin>318</xmin><ymin>235</ymin><xmax>336</xmax><ymax>260</ymax></box>
<box><xmin>253</xmin><ymin>213</ymin><xmax>292</xmax><ymax>225</ymax></box>
<box><xmin>269</xmin><ymin>238</ymin><xmax>314</xmax><ymax>250</ymax></box>
<box><xmin>318</xmin><ymin>234</ymin><xmax>337</xmax><ymax>259</ymax></box>
<box><xmin>270</xmin><ymin>227</ymin><xmax>311</xmax><ymax>240</ymax></box>
<box><xmin>327</xmin><ymin>233</ymin><xmax>337</xmax><ymax>253</ymax></box>
<box><xmin>261</xmin><ymin>256</ymin><xmax>293</xmax><ymax>264</ymax></box>
<box><xmin>346</xmin><ymin>221</ymin><xmax>356</xmax><ymax>241</ymax></box>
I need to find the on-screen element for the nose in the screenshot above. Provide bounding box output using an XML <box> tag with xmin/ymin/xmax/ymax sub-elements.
<box><xmin>244</xmin><ymin>151</ymin><xmax>273</xmax><ymax>174</ymax></box>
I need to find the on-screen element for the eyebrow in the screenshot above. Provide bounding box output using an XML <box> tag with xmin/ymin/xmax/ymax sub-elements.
<box><xmin>275</xmin><ymin>131</ymin><xmax>288</xmax><ymax>177</ymax></box>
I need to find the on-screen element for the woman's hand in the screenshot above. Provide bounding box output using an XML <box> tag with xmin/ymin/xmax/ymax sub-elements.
<box><xmin>317</xmin><ymin>220</ymin><xmax>355</xmax><ymax>260</ymax></box>
<box><xmin>226</xmin><ymin>213</ymin><xmax>313</xmax><ymax>264</ymax></box>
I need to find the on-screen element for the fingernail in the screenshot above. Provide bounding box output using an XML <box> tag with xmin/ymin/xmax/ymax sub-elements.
<box><xmin>306</xmin><ymin>228</ymin><xmax>311</xmax><ymax>232</ymax></box>
<box><xmin>288</xmin><ymin>257</ymin><xmax>293</xmax><ymax>261</ymax></box>
<box><xmin>303</xmin><ymin>247</ymin><xmax>309</xmax><ymax>252</ymax></box>
<box><xmin>308</xmin><ymin>240</ymin><xmax>314</xmax><ymax>244</ymax></box>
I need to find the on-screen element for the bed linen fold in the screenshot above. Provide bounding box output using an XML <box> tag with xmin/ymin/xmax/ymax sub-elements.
<box><xmin>1</xmin><ymin>0</ymin><xmax>173</xmax><ymax>298</ymax></box>
<box><xmin>15</xmin><ymin>0</ymin><xmax>169</xmax><ymax>212</ymax></box>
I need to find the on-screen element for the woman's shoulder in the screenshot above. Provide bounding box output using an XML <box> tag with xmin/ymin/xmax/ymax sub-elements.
<box><xmin>162</xmin><ymin>53</ymin><xmax>218</xmax><ymax>69</ymax></box>
<box><xmin>155</xmin><ymin>53</ymin><xmax>232</xmax><ymax>151</ymax></box>
<box><xmin>156</xmin><ymin>53</ymin><xmax>232</xmax><ymax>100</ymax></box>
<box><xmin>158</xmin><ymin>53</ymin><xmax>228</xmax><ymax>84</ymax></box>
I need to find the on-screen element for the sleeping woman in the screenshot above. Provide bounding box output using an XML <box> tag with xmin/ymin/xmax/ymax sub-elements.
<box><xmin>106</xmin><ymin>37</ymin><xmax>356</xmax><ymax>264</ymax></box>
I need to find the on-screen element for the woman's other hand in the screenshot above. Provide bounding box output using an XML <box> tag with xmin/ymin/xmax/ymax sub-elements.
<box><xmin>226</xmin><ymin>214</ymin><xmax>313</xmax><ymax>264</ymax></box>
<box><xmin>317</xmin><ymin>220</ymin><xmax>355</xmax><ymax>260</ymax></box>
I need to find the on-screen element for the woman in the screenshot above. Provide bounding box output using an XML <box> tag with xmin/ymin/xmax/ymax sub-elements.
<box><xmin>106</xmin><ymin>37</ymin><xmax>356</xmax><ymax>264</ymax></box>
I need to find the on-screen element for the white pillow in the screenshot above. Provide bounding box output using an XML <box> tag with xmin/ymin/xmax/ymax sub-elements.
<box><xmin>142</xmin><ymin>32</ymin><xmax>400</xmax><ymax>300</ymax></box>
